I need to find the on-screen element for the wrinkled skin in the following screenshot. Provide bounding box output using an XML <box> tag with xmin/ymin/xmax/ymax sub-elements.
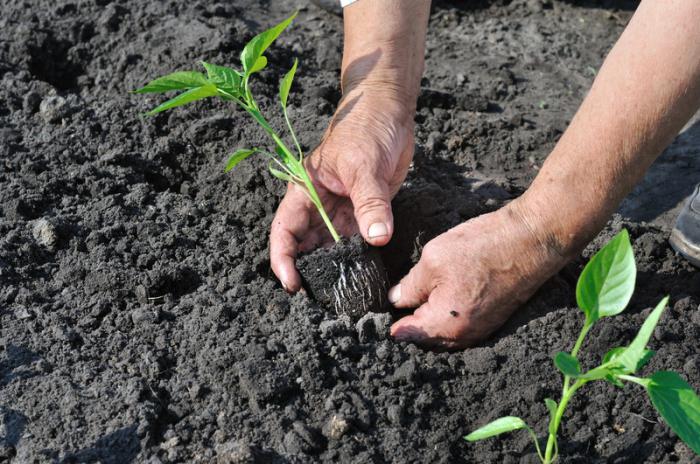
<box><xmin>389</xmin><ymin>205</ymin><xmax>566</xmax><ymax>349</ymax></box>
<box><xmin>270</xmin><ymin>82</ymin><xmax>566</xmax><ymax>349</ymax></box>
<box><xmin>270</xmin><ymin>86</ymin><xmax>414</xmax><ymax>291</ymax></box>
<box><xmin>271</xmin><ymin>0</ymin><xmax>700</xmax><ymax>349</ymax></box>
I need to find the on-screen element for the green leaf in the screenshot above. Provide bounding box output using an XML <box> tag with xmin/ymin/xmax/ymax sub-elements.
<box><xmin>145</xmin><ymin>84</ymin><xmax>218</xmax><ymax>116</ymax></box>
<box><xmin>604</xmin><ymin>346</ymin><xmax>656</xmax><ymax>372</ymax></box>
<box><xmin>201</xmin><ymin>62</ymin><xmax>242</xmax><ymax>96</ymax></box>
<box><xmin>279</xmin><ymin>58</ymin><xmax>298</xmax><ymax>108</ymax></box>
<box><xmin>464</xmin><ymin>416</ymin><xmax>528</xmax><ymax>442</ymax></box>
<box><xmin>603</xmin><ymin>347</ymin><xmax>625</xmax><ymax>364</ymax></box>
<box><xmin>554</xmin><ymin>352</ymin><xmax>581</xmax><ymax>377</ymax></box>
<box><xmin>646</xmin><ymin>371</ymin><xmax>700</xmax><ymax>454</ymax></box>
<box><xmin>274</xmin><ymin>141</ymin><xmax>293</xmax><ymax>164</ymax></box>
<box><xmin>576</xmin><ymin>229</ymin><xmax>636</xmax><ymax>323</ymax></box>
<box><xmin>636</xmin><ymin>350</ymin><xmax>656</xmax><ymax>370</ymax></box>
<box><xmin>250</xmin><ymin>56</ymin><xmax>268</xmax><ymax>74</ymax></box>
<box><xmin>225</xmin><ymin>148</ymin><xmax>257</xmax><ymax>172</ymax></box>
<box><xmin>544</xmin><ymin>398</ymin><xmax>558</xmax><ymax>435</ymax></box>
<box><xmin>268</xmin><ymin>162</ymin><xmax>293</xmax><ymax>183</ymax></box>
<box><xmin>579</xmin><ymin>366</ymin><xmax>614</xmax><ymax>380</ymax></box>
<box><xmin>577</xmin><ymin>365</ymin><xmax>624</xmax><ymax>387</ymax></box>
<box><xmin>240</xmin><ymin>12</ymin><xmax>297</xmax><ymax>75</ymax></box>
<box><xmin>134</xmin><ymin>71</ymin><xmax>209</xmax><ymax>94</ymax></box>
<box><xmin>615</xmin><ymin>296</ymin><xmax>668</xmax><ymax>373</ymax></box>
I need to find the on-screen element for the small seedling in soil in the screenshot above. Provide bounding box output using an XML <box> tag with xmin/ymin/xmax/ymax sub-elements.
<box><xmin>134</xmin><ymin>13</ymin><xmax>388</xmax><ymax>319</ymax></box>
<box><xmin>134</xmin><ymin>13</ymin><xmax>338</xmax><ymax>242</ymax></box>
<box><xmin>465</xmin><ymin>230</ymin><xmax>700</xmax><ymax>463</ymax></box>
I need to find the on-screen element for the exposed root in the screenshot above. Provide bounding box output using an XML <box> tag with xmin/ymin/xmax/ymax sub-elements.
<box><xmin>328</xmin><ymin>258</ymin><xmax>386</xmax><ymax>318</ymax></box>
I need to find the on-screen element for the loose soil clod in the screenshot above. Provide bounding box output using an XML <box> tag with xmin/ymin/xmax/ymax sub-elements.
<box><xmin>297</xmin><ymin>235</ymin><xmax>389</xmax><ymax>321</ymax></box>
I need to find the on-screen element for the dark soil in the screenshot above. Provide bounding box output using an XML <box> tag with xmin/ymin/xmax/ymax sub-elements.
<box><xmin>297</xmin><ymin>235</ymin><xmax>388</xmax><ymax>321</ymax></box>
<box><xmin>1</xmin><ymin>0</ymin><xmax>699</xmax><ymax>463</ymax></box>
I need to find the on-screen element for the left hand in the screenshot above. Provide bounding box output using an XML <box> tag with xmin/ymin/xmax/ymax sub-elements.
<box><xmin>389</xmin><ymin>201</ymin><xmax>568</xmax><ymax>349</ymax></box>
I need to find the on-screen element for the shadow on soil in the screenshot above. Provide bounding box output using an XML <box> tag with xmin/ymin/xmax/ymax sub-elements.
<box><xmin>382</xmin><ymin>148</ymin><xmax>511</xmax><ymax>284</ymax></box>
<box><xmin>619</xmin><ymin>118</ymin><xmax>700</xmax><ymax>229</ymax></box>
<box><xmin>1</xmin><ymin>407</ymin><xmax>28</xmax><ymax>452</ymax></box>
<box><xmin>0</xmin><ymin>344</ymin><xmax>40</xmax><ymax>387</ymax></box>
<box><xmin>56</xmin><ymin>425</ymin><xmax>141</xmax><ymax>464</ymax></box>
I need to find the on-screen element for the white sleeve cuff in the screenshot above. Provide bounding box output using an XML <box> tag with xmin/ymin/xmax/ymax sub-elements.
<box><xmin>340</xmin><ymin>0</ymin><xmax>359</xmax><ymax>7</ymax></box>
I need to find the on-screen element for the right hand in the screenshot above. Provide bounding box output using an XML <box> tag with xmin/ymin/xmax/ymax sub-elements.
<box><xmin>269</xmin><ymin>85</ymin><xmax>415</xmax><ymax>292</ymax></box>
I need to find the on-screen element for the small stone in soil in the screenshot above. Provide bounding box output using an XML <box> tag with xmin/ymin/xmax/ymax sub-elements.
<box><xmin>323</xmin><ymin>415</ymin><xmax>350</xmax><ymax>440</ymax></box>
<box><xmin>32</xmin><ymin>219</ymin><xmax>58</xmax><ymax>249</ymax></box>
<box><xmin>14</xmin><ymin>307</ymin><xmax>32</xmax><ymax>319</ymax></box>
<box><xmin>386</xmin><ymin>404</ymin><xmax>404</xmax><ymax>426</ymax></box>
<box><xmin>39</xmin><ymin>95</ymin><xmax>72</xmax><ymax>123</ymax></box>
<box><xmin>135</xmin><ymin>285</ymin><xmax>149</xmax><ymax>304</ymax></box>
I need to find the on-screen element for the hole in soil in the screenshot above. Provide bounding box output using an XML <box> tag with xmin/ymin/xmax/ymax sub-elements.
<box><xmin>27</xmin><ymin>36</ymin><xmax>84</xmax><ymax>90</ymax></box>
<box><xmin>146</xmin><ymin>266</ymin><xmax>201</xmax><ymax>301</ymax></box>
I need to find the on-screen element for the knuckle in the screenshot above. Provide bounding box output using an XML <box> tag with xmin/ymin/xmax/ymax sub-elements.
<box><xmin>420</xmin><ymin>242</ymin><xmax>441</xmax><ymax>267</ymax></box>
<box><xmin>354</xmin><ymin>195</ymin><xmax>389</xmax><ymax>216</ymax></box>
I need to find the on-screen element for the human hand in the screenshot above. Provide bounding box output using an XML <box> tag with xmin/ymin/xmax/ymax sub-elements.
<box><xmin>270</xmin><ymin>86</ymin><xmax>415</xmax><ymax>291</ymax></box>
<box><xmin>388</xmin><ymin>201</ymin><xmax>569</xmax><ymax>349</ymax></box>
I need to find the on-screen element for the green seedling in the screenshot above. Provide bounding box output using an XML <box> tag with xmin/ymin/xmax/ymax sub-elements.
<box><xmin>465</xmin><ymin>230</ymin><xmax>700</xmax><ymax>462</ymax></box>
<box><xmin>133</xmin><ymin>12</ymin><xmax>340</xmax><ymax>242</ymax></box>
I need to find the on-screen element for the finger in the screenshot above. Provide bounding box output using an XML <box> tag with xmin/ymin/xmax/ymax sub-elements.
<box><xmin>348</xmin><ymin>176</ymin><xmax>394</xmax><ymax>247</ymax></box>
<box><xmin>388</xmin><ymin>260</ymin><xmax>432</xmax><ymax>309</ymax></box>
<box><xmin>270</xmin><ymin>188</ymin><xmax>310</xmax><ymax>292</ymax></box>
<box><xmin>269</xmin><ymin>224</ymin><xmax>302</xmax><ymax>293</ymax></box>
<box><xmin>390</xmin><ymin>302</ymin><xmax>448</xmax><ymax>348</ymax></box>
<box><xmin>390</xmin><ymin>302</ymin><xmax>466</xmax><ymax>350</ymax></box>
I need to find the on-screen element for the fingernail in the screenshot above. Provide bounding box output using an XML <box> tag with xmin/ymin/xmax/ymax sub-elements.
<box><xmin>368</xmin><ymin>222</ymin><xmax>388</xmax><ymax>239</ymax></box>
<box><xmin>388</xmin><ymin>284</ymin><xmax>401</xmax><ymax>304</ymax></box>
<box><xmin>279</xmin><ymin>268</ymin><xmax>291</xmax><ymax>293</ymax></box>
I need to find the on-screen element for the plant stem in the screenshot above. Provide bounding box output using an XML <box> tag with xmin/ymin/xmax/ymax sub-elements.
<box><xmin>571</xmin><ymin>319</ymin><xmax>592</xmax><ymax>357</ymax></box>
<box><xmin>525</xmin><ymin>425</ymin><xmax>545</xmax><ymax>462</ymax></box>
<box><xmin>618</xmin><ymin>375</ymin><xmax>650</xmax><ymax>387</ymax></box>
<box><xmin>297</xmin><ymin>167</ymin><xmax>341</xmax><ymax>242</ymax></box>
<box><xmin>543</xmin><ymin>379</ymin><xmax>586</xmax><ymax>463</ymax></box>
<box><xmin>283</xmin><ymin>107</ymin><xmax>303</xmax><ymax>161</ymax></box>
<box><xmin>542</xmin><ymin>318</ymin><xmax>593</xmax><ymax>463</ymax></box>
<box><xmin>219</xmin><ymin>88</ymin><xmax>341</xmax><ymax>242</ymax></box>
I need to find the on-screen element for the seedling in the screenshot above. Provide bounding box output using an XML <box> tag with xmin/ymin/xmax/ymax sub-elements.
<box><xmin>133</xmin><ymin>12</ymin><xmax>340</xmax><ymax>242</ymax></box>
<box><xmin>465</xmin><ymin>230</ymin><xmax>700</xmax><ymax>462</ymax></box>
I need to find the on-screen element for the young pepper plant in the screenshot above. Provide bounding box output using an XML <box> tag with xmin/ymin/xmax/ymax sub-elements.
<box><xmin>133</xmin><ymin>12</ymin><xmax>340</xmax><ymax>242</ymax></box>
<box><xmin>465</xmin><ymin>229</ymin><xmax>700</xmax><ymax>463</ymax></box>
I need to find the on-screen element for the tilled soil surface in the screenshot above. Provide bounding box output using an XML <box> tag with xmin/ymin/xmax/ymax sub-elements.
<box><xmin>2</xmin><ymin>0</ymin><xmax>700</xmax><ymax>462</ymax></box>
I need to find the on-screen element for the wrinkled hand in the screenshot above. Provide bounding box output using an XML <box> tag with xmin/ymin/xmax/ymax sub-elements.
<box><xmin>270</xmin><ymin>87</ymin><xmax>415</xmax><ymax>291</ymax></box>
<box><xmin>389</xmin><ymin>202</ymin><xmax>568</xmax><ymax>349</ymax></box>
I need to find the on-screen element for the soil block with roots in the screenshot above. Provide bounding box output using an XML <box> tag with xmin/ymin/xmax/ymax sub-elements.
<box><xmin>296</xmin><ymin>235</ymin><xmax>389</xmax><ymax>321</ymax></box>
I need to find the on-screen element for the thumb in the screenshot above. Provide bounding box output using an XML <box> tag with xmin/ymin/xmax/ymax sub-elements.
<box><xmin>388</xmin><ymin>258</ymin><xmax>432</xmax><ymax>308</ymax></box>
<box><xmin>349</xmin><ymin>176</ymin><xmax>394</xmax><ymax>246</ymax></box>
